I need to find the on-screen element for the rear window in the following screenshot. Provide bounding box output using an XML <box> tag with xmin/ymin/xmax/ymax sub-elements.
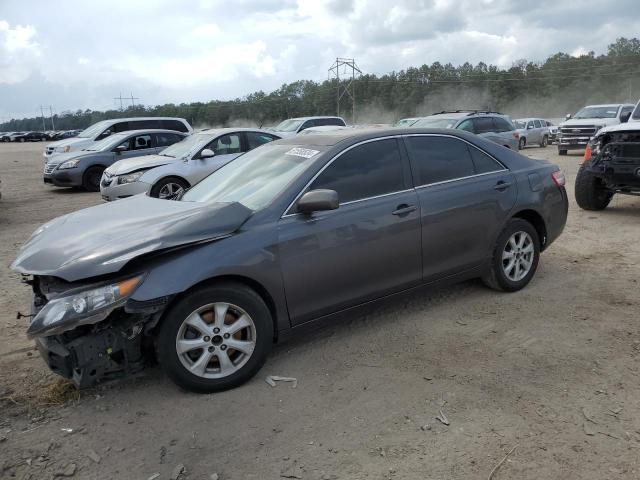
<box><xmin>406</xmin><ymin>136</ymin><xmax>475</xmax><ymax>185</ymax></box>
<box><xmin>472</xmin><ymin>117</ymin><xmax>495</xmax><ymax>134</ymax></box>
<box><xmin>493</xmin><ymin>117</ymin><xmax>514</xmax><ymax>133</ymax></box>
<box><xmin>162</xmin><ymin>120</ymin><xmax>189</xmax><ymax>132</ymax></box>
<box><xmin>112</xmin><ymin>121</ymin><xmax>131</xmax><ymax>133</ymax></box>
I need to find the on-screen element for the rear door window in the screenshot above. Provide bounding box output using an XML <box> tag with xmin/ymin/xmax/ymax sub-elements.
<box><xmin>406</xmin><ymin>135</ymin><xmax>475</xmax><ymax>185</ymax></box>
<box><xmin>472</xmin><ymin>117</ymin><xmax>495</xmax><ymax>134</ymax></box>
<box><xmin>467</xmin><ymin>145</ymin><xmax>504</xmax><ymax>174</ymax></box>
<box><xmin>154</xmin><ymin>133</ymin><xmax>183</xmax><ymax>147</ymax></box>
<box><xmin>309</xmin><ymin>138</ymin><xmax>405</xmax><ymax>204</ymax></box>
<box><xmin>534</xmin><ymin>120</ymin><xmax>542</xmax><ymax>128</ymax></box>
<box><xmin>246</xmin><ymin>132</ymin><xmax>279</xmax><ymax>150</ymax></box>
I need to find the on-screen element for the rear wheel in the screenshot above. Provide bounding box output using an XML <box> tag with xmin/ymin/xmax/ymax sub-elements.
<box><xmin>150</xmin><ymin>176</ymin><xmax>189</xmax><ymax>200</ymax></box>
<box><xmin>157</xmin><ymin>282</ymin><xmax>273</xmax><ymax>393</ymax></box>
<box><xmin>82</xmin><ymin>166</ymin><xmax>104</xmax><ymax>192</ymax></box>
<box><xmin>575</xmin><ymin>166</ymin><xmax>613</xmax><ymax>211</ymax></box>
<box><xmin>518</xmin><ymin>137</ymin><xmax>526</xmax><ymax>150</ymax></box>
<box><xmin>482</xmin><ymin>219</ymin><xmax>540</xmax><ymax>292</ymax></box>
<box><xmin>541</xmin><ymin>136</ymin><xmax>548</xmax><ymax>147</ymax></box>
<box><xmin>558</xmin><ymin>149</ymin><xmax>567</xmax><ymax>155</ymax></box>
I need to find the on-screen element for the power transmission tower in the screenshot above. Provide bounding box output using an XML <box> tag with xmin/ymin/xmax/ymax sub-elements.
<box><xmin>129</xmin><ymin>92</ymin><xmax>140</xmax><ymax>108</ymax></box>
<box><xmin>114</xmin><ymin>93</ymin><xmax>125</xmax><ymax>111</ymax></box>
<box><xmin>49</xmin><ymin>106</ymin><xmax>55</xmax><ymax>130</ymax></box>
<box><xmin>328</xmin><ymin>58</ymin><xmax>362</xmax><ymax>123</ymax></box>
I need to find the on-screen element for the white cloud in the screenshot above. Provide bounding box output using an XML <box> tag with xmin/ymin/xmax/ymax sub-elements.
<box><xmin>0</xmin><ymin>20</ymin><xmax>40</xmax><ymax>83</ymax></box>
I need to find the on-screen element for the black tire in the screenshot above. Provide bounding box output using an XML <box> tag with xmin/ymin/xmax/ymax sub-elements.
<box><xmin>82</xmin><ymin>166</ymin><xmax>104</xmax><ymax>192</ymax></box>
<box><xmin>150</xmin><ymin>176</ymin><xmax>189</xmax><ymax>200</ymax></box>
<box><xmin>558</xmin><ymin>149</ymin><xmax>567</xmax><ymax>155</ymax></box>
<box><xmin>157</xmin><ymin>282</ymin><xmax>273</xmax><ymax>393</ymax></box>
<box><xmin>541</xmin><ymin>136</ymin><xmax>548</xmax><ymax>147</ymax></box>
<box><xmin>482</xmin><ymin>218</ymin><xmax>540</xmax><ymax>292</ymax></box>
<box><xmin>518</xmin><ymin>137</ymin><xmax>526</xmax><ymax>150</ymax></box>
<box><xmin>574</xmin><ymin>166</ymin><xmax>613</xmax><ymax>211</ymax></box>
<box><xmin>19</xmin><ymin>138</ymin><xmax>25</xmax><ymax>143</ymax></box>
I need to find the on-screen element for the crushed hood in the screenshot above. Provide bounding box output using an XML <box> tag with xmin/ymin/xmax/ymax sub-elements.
<box><xmin>597</xmin><ymin>122</ymin><xmax>640</xmax><ymax>135</ymax></box>
<box><xmin>11</xmin><ymin>195</ymin><xmax>252</xmax><ymax>281</ymax></box>
<box><xmin>106</xmin><ymin>154</ymin><xmax>174</xmax><ymax>176</ymax></box>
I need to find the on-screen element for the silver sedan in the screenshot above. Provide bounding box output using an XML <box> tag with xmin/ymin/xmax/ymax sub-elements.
<box><xmin>100</xmin><ymin>128</ymin><xmax>281</xmax><ymax>201</ymax></box>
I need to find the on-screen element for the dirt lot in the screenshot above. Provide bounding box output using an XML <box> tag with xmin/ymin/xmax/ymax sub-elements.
<box><xmin>1</xmin><ymin>141</ymin><xmax>639</xmax><ymax>480</ymax></box>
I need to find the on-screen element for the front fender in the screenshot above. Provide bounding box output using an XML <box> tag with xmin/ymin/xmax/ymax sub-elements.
<box><xmin>139</xmin><ymin>162</ymin><xmax>190</xmax><ymax>185</ymax></box>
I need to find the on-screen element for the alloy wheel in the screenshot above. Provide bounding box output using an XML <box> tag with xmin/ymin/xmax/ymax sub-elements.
<box><xmin>158</xmin><ymin>182</ymin><xmax>184</xmax><ymax>200</ymax></box>
<box><xmin>175</xmin><ymin>302</ymin><xmax>257</xmax><ymax>379</ymax></box>
<box><xmin>501</xmin><ymin>231</ymin><xmax>534</xmax><ymax>282</ymax></box>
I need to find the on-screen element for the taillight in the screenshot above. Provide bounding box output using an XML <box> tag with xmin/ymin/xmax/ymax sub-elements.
<box><xmin>582</xmin><ymin>144</ymin><xmax>592</xmax><ymax>164</ymax></box>
<box><xmin>551</xmin><ymin>170</ymin><xmax>566</xmax><ymax>187</ymax></box>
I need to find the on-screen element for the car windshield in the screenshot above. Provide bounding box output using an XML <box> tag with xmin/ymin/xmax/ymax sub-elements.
<box><xmin>514</xmin><ymin>120</ymin><xmax>526</xmax><ymax>128</ymax></box>
<box><xmin>412</xmin><ymin>117</ymin><xmax>458</xmax><ymax>128</ymax></box>
<box><xmin>77</xmin><ymin>121</ymin><xmax>111</xmax><ymax>138</ymax></box>
<box><xmin>393</xmin><ymin>118</ymin><xmax>417</xmax><ymax>127</ymax></box>
<box><xmin>85</xmin><ymin>133</ymin><xmax>128</xmax><ymax>151</ymax></box>
<box><xmin>182</xmin><ymin>144</ymin><xmax>320</xmax><ymax>210</ymax></box>
<box><xmin>573</xmin><ymin>106</ymin><xmax>619</xmax><ymax>119</ymax></box>
<box><xmin>159</xmin><ymin>133</ymin><xmax>206</xmax><ymax>158</ymax></box>
<box><xmin>273</xmin><ymin>119</ymin><xmax>304</xmax><ymax>132</ymax></box>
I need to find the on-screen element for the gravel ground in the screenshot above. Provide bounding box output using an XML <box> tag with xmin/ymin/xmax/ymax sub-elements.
<box><xmin>1</xmin><ymin>141</ymin><xmax>639</xmax><ymax>480</ymax></box>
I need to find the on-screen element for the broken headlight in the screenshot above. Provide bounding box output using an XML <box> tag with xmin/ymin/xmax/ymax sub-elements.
<box><xmin>27</xmin><ymin>275</ymin><xmax>144</xmax><ymax>338</ymax></box>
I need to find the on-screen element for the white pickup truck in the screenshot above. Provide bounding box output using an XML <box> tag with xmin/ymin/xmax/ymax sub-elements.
<box><xmin>557</xmin><ymin>103</ymin><xmax>635</xmax><ymax>155</ymax></box>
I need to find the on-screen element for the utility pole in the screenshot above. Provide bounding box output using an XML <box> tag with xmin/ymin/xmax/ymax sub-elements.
<box><xmin>39</xmin><ymin>105</ymin><xmax>47</xmax><ymax>132</ymax></box>
<box><xmin>49</xmin><ymin>106</ymin><xmax>55</xmax><ymax>130</ymax></box>
<box><xmin>328</xmin><ymin>58</ymin><xmax>362</xmax><ymax>123</ymax></box>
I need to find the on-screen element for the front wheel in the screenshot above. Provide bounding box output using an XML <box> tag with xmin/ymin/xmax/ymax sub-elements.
<box><xmin>157</xmin><ymin>283</ymin><xmax>273</xmax><ymax>393</ymax></box>
<box><xmin>82</xmin><ymin>166</ymin><xmax>104</xmax><ymax>192</ymax></box>
<box><xmin>482</xmin><ymin>219</ymin><xmax>540</xmax><ymax>292</ymax></box>
<box><xmin>541</xmin><ymin>136</ymin><xmax>548</xmax><ymax>147</ymax></box>
<box><xmin>150</xmin><ymin>176</ymin><xmax>189</xmax><ymax>200</ymax></box>
<box><xmin>575</xmin><ymin>166</ymin><xmax>613</xmax><ymax>211</ymax></box>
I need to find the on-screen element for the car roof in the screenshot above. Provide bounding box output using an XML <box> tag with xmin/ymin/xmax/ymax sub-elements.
<box><xmin>100</xmin><ymin>117</ymin><xmax>188</xmax><ymax>122</ymax></box>
<box><xmin>110</xmin><ymin>129</ymin><xmax>188</xmax><ymax>136</ymax></box>
<box><xmin>194</xmin><ymin>127</ymin><xmax>279</xmax><ymax>136</ymax></box>
<box><xmin>583</xmin><ymin>104</ymin><xmax>633</xmax><ymax>108</ymax></box>
<box><xmin>284</xmin><ymin>116</ymin><xmax>344</xmax><ymax>121</ymax></box>
<box><xmin>274</xmin><ymin>127</ymin><xmax>474</xmax><ymax>147</ymax></box>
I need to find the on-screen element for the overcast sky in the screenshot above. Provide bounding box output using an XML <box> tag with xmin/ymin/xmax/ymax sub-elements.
<box><xmin>1</xmin><ymin>0</ymin><xmax>640</xmax><ymax>120</ymax></box>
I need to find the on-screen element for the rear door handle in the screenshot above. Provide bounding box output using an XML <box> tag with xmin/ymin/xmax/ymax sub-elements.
<box><xmin>494</xmin><ymin>181</ymin><xmax>512</xmax><ymax>191</ymax></box>
<box><xmin>392</xmin><ymin>204</ymin><xmax>417</xmax><ymax>216</ymax></box>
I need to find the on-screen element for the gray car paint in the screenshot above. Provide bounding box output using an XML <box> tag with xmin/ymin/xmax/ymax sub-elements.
<box><xmin>14</xmin><ymin>128</ymin><xmax>568</xmax><ymax>338</ymax></box>
<box><xmin>44</xmin><ymin>130</ymin><xmax>186</xmax><ymax>188</ymax></box>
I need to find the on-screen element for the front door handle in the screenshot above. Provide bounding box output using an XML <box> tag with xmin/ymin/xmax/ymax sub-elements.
<box><xmin>494</xmin><ymin>181</ymin><xmax>512</xmax><ymax>191</ymax></box>
<box><xmin>392</xmin><ymin>204</ymin><xmax>417</xmax><ymax>216</ymax></box>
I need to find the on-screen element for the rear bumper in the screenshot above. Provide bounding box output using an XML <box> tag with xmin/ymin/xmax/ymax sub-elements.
<box><xmin>544</xmin><ymin>186</ymin><xmax>569</xmax><ymax>248</ymax></box>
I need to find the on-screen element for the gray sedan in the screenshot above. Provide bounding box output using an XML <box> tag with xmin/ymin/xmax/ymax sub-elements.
<box><xmin>13</xmin><ymin>128</ymin><xmax>568</xmax><ymax>392</ymax></box>
<box><xmin>100</xmin><ymin>128</ymin><xmax>281</xmax><ymax>201</ymax></box>
<box><xmin>43</xmin><ymin>130</ymin><xmax>187</xmax><ymax>191</ymax></box>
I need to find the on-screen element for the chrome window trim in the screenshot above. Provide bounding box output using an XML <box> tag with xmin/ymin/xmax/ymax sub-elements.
<box><xmin>280</xmin><ymin>135</ymin><xmax>403</xmax><ymax>218</ymax></box>
<box><xmin>414</xmin><ymin>169</ymin><xmax>508</xmax><ymax>190</ymax></box>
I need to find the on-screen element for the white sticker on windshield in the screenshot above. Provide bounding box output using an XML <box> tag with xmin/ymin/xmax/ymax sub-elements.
<box><xmin>285</xmin><ymin>147</ymin><xmax>320</xmax><ymax>159</ymax></box>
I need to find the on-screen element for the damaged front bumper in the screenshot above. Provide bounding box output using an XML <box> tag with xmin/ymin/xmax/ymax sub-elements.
<box><xmin>28</xmin><ymin>276</ymin><xmax>172</xmax><ymax>388</ymax></box>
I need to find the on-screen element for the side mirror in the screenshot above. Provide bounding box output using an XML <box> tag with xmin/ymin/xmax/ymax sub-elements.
<box><xmin>297</xmin><ymin>189</ymin><xmax>339</xmax><ymax>214</ymax></box>
<box><xmin>621</xmin><ymin>112</ymin><xmax>631</xmax><ymax>123</ymax></box>
<box><xmin>565</xmin><ymin>113</ymin><xmax>572</xmax><ymax>120</ymax></box>
<box><xmin>200</xmin><ymin>148</ymin><xmax>215</xmax><ymax>159</ymax></box>
<box><xmin>115</xmin><ymin>145</ymin><xmax>127</xmax><ymax>154</ymax></box>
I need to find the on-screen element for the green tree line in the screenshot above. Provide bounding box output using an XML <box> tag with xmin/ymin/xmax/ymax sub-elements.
<box><xmin>3</xmin><ymin>37</ymin><xmax>640</xmax><ymax>132</ymax></box>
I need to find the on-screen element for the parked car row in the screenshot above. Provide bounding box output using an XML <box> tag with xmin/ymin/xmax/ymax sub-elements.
<box><xmin>1</xmin><ymin>131</ymin><xmax>48</xmax><ymax>142</ymax></box>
